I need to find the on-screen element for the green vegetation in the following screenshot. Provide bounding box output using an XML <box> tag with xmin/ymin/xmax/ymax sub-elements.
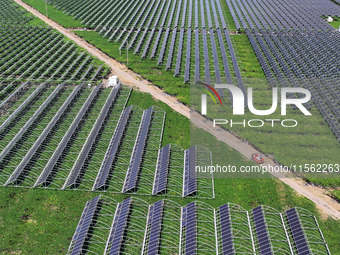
<box><xmin>329</xmin><ymin>17</ymin><xmax>340</xmax><ymax>29</ymax></box>
<box><xmin>75</xmin><ymin>30</ymin><xmax>190</xmax><ymax>104</ymax></box>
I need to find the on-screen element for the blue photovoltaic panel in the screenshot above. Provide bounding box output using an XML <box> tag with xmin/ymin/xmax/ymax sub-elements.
<box><xmin>107</xmin><ymin>198</ymin><xmax>132</xmax><ymax>255</ymax></box>
<box><xmin>286</xmin><ymin>208</ymin><xmax>310</xmax><ymax>255</ymax></box>
<box><xmin>183</xmin><ymin>146</ymin><xmax>197</xmax><ymax>197</ymax></box>
<box><xmin>219</xmin><ymin>204</ymin><xmax>234</xmax><ymax>254</ymax></box>
<box><xmin>71</xmin><ymin>196</ymin><xmax>100</xmax><ymax>255</ymax></box>
<box><xmin>152</xmin><ymin>144</ymin><xmax>171</xmax><ymax>195</ymax></box>
<box><xmin>147</xmin><ymin>200</ymin><xmax>164</xmax><ymax>255</ymax></box>
<box><xmin>252</xmin><ymin>206</ymin><xmax>272</xmax><ymax>255</ymax></box>
<box><xmin>183</xmin><ymin>202</ymin><xmax>197</xmax><ymax>255</ymax></box>
<box><xmin>122</xmin><ymin>107</ymin><xmax>153</xmax><ymax>193</ymax></box>
<box><xmin>93</xmin><ymin>106</ymin><xmax>132</xmax><ymax>190</ymax></box>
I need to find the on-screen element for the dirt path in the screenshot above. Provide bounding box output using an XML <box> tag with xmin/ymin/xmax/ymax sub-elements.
<box><xmin>15</xmin><ymin>0</ymin><xmax>340</xmax><ymax>219</ymax></box>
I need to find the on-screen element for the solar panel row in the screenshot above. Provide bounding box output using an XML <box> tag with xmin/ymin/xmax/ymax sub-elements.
<box><xmin>122</xmin><ymin>107</ymin><xmax>153</xmax><ymax>193</ymax></box>
<box><xmin>183</xmin><ymin>202</ymin><xmax>197</xmax><ymax>255</ymax></box>
<box><xmin>152</xmin><ymin>144</ymin><xmax>171</xmax><ymax>195</ymax></box>
<box><xmin>219</xmin><ymin>204</ymin><xmax>234</xmax><ymax>254</ymax></box>
<box><xmin>63</xmin><ymin>85</ymin><xmax>120</xmax><ymax>189</ymax></box>
<box><xmin>105</xmin><ymin>198</ymin><xmax>132</xmax><ymax>255</ymax></box>
<box><xmin>286</xmin><ymin>208</ymin><xmax>310</xmax><ymax>255</ymax></box>
<box><xmin>70</xmin><ymin>196</ymin><xmax>100</xmax><ymax>255</ymax></box>
<box><xmin>252</xmin><ymin>206</ymin><xmax>273</xmax><ymax>255</ymax></box>
<box><xmin>146</xmin><ymin>200</ymin><xmax>164</xmax><ymax>255</ymax></box>
<box><xmin>68</xmin><ymin>197</ymin><xmax>330</xmax><ymax>255</ymax></box>
<box><xmin>183</xmin><ymin>146</ymin><xmax>197</xmax><ymax>197</ymax></box>
<box><xmin>93</xmin><ymin>106</ymin><xmax>132</xmax><ymax>191</ymax></box>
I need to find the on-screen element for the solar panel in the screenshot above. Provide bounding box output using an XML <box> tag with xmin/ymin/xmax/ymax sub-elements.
<box><xmin>70</xmin><ymin>196</ymin><xmax>100</xmax><ymax>255</ymax></box>
<box><xmin>252</xmin><ymin>206</ymin><xmax>272</xmax><ymax>255</ymax></box>
<box><xmin>93</xmin><ymin>106</ymin><xmax>132</xmax><ymax>190</ymax></box>
<box><xmin>122</xmin><ymin>107</ymin><xmax>153</xmax><ymax>193</ymax></box>
<box><xmin>219</xmin><ymin>204</ymin><xmax>234</xmax><ymax>254</ymax></box>
<box><xmin>106</xmin><ymin>198</ymin><xmax>132</xmax><ymax>255</ymax></box>
<box><xmin>183</xmin><ymin>146</ymin><xmax>197</xmax><ymax>197</ymax></box>
<box><xmin>146</xmin><ymin>200</ymin><xmax>164</xmax><ymax>255</ymax></box>
<box><xmin>183</xmin><ymin>202</ymin><xmax>197</xmax><ymax>254</ymax></box>
<box><xmin>63</xmin><ymin>85</ymin><xmax>120</xmax><ymax>189</ymax></box>
<box><xmin>152</xmin><ymin>144</ymin><xmax>171</xmax><ymax>195</ymax></box>
<box><xmin>286</xmin><ymin>208</ymin><xmax>310</xmax><ymax>255</ymax></box>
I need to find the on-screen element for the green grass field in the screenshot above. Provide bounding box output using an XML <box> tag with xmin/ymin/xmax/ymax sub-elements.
<box><xmin>0</xmin><ymin>1</ymin><xmax>338</xmax><ymax>254</ymax></box>
<box><xmin>329</xmin><ymin>17</ymin><xmax>340</xmax><ymax>29</ymax></box>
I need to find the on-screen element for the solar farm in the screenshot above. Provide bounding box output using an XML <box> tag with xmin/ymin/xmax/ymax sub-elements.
<box><xmin>0</xmin><ymin>0</ymin><xmax>339</xmax><ymax>254</ymax></box>
<box><xmin>67</xmin><ymin>196</ymin><xmax>331</xmax><ymax>255</ymax></box>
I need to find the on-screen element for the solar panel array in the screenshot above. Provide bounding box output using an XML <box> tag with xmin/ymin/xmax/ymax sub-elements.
<box><xmin>68</xmin><ymin>197</ymin><xmax>331</xmax><ymax>255</ymax></box>
<box><xmin>93</xmin><ymin>106</ymin><xmax>132</xmax><ymax>190</ymax></box>
<box><xmin>226</xmin><ymin>0</ymin><xmax>340</xmax><ymax>31</ymax></box>
<box><xmin>0</xmin><ymin>0</ymin><xmax>32</xmax><ymax>24</ymax></box>
<box><xmin>63</xmin><ymin>86</ymin><xmax>120</xmax><ymax>189</ymax></box>
<box><xmin>0</xmin><ymin>82</ymin><xmax>214</xmax><ymax>198</ymax></box>
<box><xmin>246</xmin><ymin>29</ymin><xmax>340</xmax><ymax>141</ymax></box>
<box><xmin>47</xmin><ymin>0</ymin><xmax>246</xmax><ymax>86</ymax></box>
<box><xmin>219</xmin><ymin>204</ymin><xmax>234</xmax><ymax>254</ymax></box>
<box><xmin>0</xmin><ymin>26</ymin><xmax>107</xmax><ymax>83</ymax></box>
